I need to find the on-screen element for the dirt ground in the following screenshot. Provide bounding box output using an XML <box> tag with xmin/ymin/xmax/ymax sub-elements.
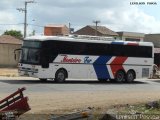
<box><xmin>27</xmin><ymin>91</ymin><xmax>160</xmax><ymax>114</ymax></box>
<box><xmin>0</xmin><ymin>68</ymin><xmax>18</xmax><ymax>77</ymax></box>
<box><xmin>0</xmin><ymin>68</ymin><xmax>160</xmax><ymax>116</ymax></box>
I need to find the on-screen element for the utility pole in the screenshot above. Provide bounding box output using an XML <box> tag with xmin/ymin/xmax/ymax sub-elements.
<box><xmin>68</xmin><ymin>23</ymin><xmax>74</xmax><ymax>34</ymax></box>
<box><xmin>93</xmin><ymin>20</ymin><xmax>100</xmax><ymax>36</ymax></box>
<box><xmin>69</xmin><ymin>23</ymin><xmax>71</xmax><ymax>34</ymax></box>
<box><xmin>17</xmin><ymin>1</ymin><xmax>35</xmax><ymax>38</ymax></box>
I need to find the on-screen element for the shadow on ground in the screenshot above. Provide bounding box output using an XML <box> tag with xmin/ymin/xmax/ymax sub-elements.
<box><xmin>150</xmin><ymin>80</ymin><xmax>160</xmax><ymax>83</ymax></box>
<box><xmin>0</xmin><ymin>79</ymin><xmax>147</xmax><ymax>85</ymax></box>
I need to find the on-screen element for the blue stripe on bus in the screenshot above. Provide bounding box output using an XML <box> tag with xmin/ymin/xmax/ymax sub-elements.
<box><xmin>93</xmin><ymin>56</ymin><xmax>112</xmax><ymax>79</ymax></box>
<box><xmin>111</xmin><ymin>41</ymin><xmax>124</xmax><ymax>45</ymax></box>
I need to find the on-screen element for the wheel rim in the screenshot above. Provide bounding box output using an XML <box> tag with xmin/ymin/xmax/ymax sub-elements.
<box><xmin>116</xmin><ymin>71</ymin><xmax>124</xmax><ymax>82</ymax></box>
<box><xmin>127</xmin><ymin>72</ymin><xmax>134</xmax><ymax>82</ymax></box>
<box><xmin>57</xmin><ymin>72</ymin><xmax>65</xmax><ymax>81</ymax></box>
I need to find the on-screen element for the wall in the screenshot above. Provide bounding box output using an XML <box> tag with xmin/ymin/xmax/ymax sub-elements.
<box><xmin>117</xmin><ymin>32</ymin><xmax>144</xmax><ymax>41</ymax></box>
<box><xmin>122</xmin><ymin>36</ymin><xmax>143</xmax><ymax>41</ymax></box>
<box><xmin>144</xmin><ymin>34</ymin><xmax>160</xmax><ymax>48</ymax></box>
<box><xmin>44</xmin><ymin>27</ymin><xmax>62</xmax><ymax>36</ymax></box>
<box><xmin>44</xmin><ymin>26</ymin><xmax>69</xmax><ymax>36</ymax></box>
<box><xmin>62</xmin><ymin>26</ymin><xmax>70</xmax><ymax>35</ymax></box>
<box><xmin>0</xmin><ymin>44</ymin><xmax>21</xmax><ymax>67</ymax></box>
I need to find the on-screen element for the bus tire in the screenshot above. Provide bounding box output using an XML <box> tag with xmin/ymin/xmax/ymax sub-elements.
<box><xmin>126</xmin><ymin>70</ymin><xmax>135</xmax><ymax>83</ymax></box>
<box><xmin>39</xmin><ymin>78</ymin><xmax>47</xmax><ymax>82</ymax></box>
<box><xmin>55</xmin><ymin>69</ymin><xmax>66</xmax><ymax>83</ymax></box>
<box><xmin>115</xmin><ymin>70</ymin><xmax>125</xmax><ymax>83</ymax></box>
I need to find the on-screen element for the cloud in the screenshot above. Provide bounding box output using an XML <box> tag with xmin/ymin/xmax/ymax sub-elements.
<box><xmin>97</xmin><ymin>4</ymin><xmax>160</xmax><ymax>33</ymax></box>
<box><xmin>0</xmin><ymin>0</ymin><xmax>160</xmax><ymax>35</ymax></box>
<box><xmin>0</xmin><ymin>10</ymin><xmax>23</xmax><ymax>33</ymax></box>
<box><xmin>0</xmin><ymin>0</ymin><xmax>25</xmax><ymax>34</ymax></box>
<box><xmin>31</xmin><ymin>0</ymin><xmax>127</xmax><ymax>32</ymax></box>
<box><xmin>32</xmin><ymin>0</ymin><xmax>160</xmax><ymax>34</ymax></box>
<box><xmin>37</xmin><ymin>0</ymin><xmax>123</xmax><ymax>9</ymax></box>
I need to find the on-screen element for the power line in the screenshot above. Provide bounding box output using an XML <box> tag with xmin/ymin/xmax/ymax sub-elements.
<box><xmin>0</xmin><ymin>23</ymin><xmax>44</xmax><ymax>28</ymax></box>
<box><xmin>0</xmin><ymin>23</ymin><xmax>23</xmax><ymax>26</ymax></box>
<box><xmin>27</xmin><ymin>23</ymin><xmax>44</xmax><ymax>27</ymax></box>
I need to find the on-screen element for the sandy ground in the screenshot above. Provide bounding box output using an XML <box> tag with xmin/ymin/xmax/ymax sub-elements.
<box><xmin>0</xmin><ymin>68</ymin><xmax>18</xmax><ymax>77</ymax></box>
<box><xmin>1</xmin><ymin>90</ymin><xmax>160</xmax><ymax>114</ymax></box>
<box><xmin>27</xmin><ymin>91</ymin><xmax>160</xmax><ymax>114</ymax></box>
<box><xmin>0</xmin><ymin>68</ymin><xmax>160</xmax><ymax>115</ymax></box>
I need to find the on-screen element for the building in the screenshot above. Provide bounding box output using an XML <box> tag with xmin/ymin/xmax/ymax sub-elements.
<box><xmin>117</xmin><ymin>32</ymin><xmax>145</xmax><ymax>41</ymax></box>
<box><xmin>144</xmin><ymin>34</ymin><xmax>160</xmax><ymax>68</ymax></box>
<box><xmin>74</xmin><ymin>25</ymin><xmax>118</xmax><ymax>37</ymax></box>
<box><xmin>0</xmin><ymin>35</ymin><xmax>22</xmax><ymax>67</ymax></box>
<box><xmin>44</xmin><ymin>24</ymin><xmax>69</xmax><ymax>36</ymax></box>
<box><xmin>144</xmin><ymin>34</ymin><xmax>160</xmax><ymax>48</ymax></box>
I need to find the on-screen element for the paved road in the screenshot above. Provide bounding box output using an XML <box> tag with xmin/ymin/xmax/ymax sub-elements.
<box><xmin>0</xmin><ymin>77</ymin><xmax>160</xmax><ymax>93</ymax></box>
<box><xmin>1</xmin><ymin>77</ymin><xmax>160</xmax><ymax>113</ymax></box>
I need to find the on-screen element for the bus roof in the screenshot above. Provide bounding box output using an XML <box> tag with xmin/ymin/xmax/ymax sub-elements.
<box><xmin>25</xmin><ymin>35</ymin><xmax>153</xmax><ymax>47</ymax></box>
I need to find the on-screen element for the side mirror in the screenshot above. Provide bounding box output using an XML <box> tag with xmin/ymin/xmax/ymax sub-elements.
<box><xmin>14</xmin><ymin>54</ymin><xmax>17</xmax><ymax>61</ymax></box>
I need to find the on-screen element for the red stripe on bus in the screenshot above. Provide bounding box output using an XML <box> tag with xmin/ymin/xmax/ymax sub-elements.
<box><xmin>110</xmin><ymin>57</ymin><xmax>128</xmax><ymax>77</ymax></box>
<box><xmin>127</xmin><ymin>43</ymin><xmax>139</xmax><ymax>46</ymax></box>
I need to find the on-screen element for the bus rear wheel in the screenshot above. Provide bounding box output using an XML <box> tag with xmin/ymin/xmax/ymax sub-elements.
<box><xmin>126</xmin><ymin>70</ymin><xmax>135</xmax><ymax>83</ymax></box>
<box><xmin>115</xmin><ymin>70</ymin><xmax>125</xmax><ymax>83</ymax></box>
<box><xmin>55</xmin><ymin>69</ymin><xmax>66</xmax><ymax>83</ymax></box>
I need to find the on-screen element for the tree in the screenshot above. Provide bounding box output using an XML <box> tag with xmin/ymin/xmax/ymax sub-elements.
<box><xmin>3</xmin><ymin>30</ymin><xmax>23</xmax><ymax>39</ymax></box>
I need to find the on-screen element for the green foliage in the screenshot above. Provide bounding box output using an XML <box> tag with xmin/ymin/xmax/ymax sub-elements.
<box><xmin>3</xmin><ymin>30</ymin><xmax>23</xmax><ymax>38</ymax></box>
<box><xmin>108</xmin><ymin>100</ymin><xmax>160</xmax><ymax>116</ymax></box>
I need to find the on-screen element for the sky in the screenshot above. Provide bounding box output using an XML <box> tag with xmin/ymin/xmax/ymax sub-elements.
<box><xmin>0</xmin><ymin>0</ymin><xmax>160</xmax><ymax>36</ymax></box>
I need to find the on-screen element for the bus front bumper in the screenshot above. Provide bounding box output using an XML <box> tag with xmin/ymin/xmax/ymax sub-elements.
<box><xmin>18</xmin><ymin>63</ymin><xmax>39</xmax><ymax>77</ymax></box>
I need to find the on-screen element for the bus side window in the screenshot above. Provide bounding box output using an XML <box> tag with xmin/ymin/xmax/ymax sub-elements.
<box><xmin>74</xmin><ymin>43</ymin><xmax>86</xmax><ymax>54</ymax></box>
<box><xmin>41</xmin><ymin>49</ymin><xmax>49</xmax><ymax>68</ymax></box>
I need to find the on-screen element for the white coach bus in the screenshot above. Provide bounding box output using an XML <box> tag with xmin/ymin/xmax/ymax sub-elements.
<box><xmin>15</xmin><ymin>35</ymin><xmax>154</xmax><ymax>83</ymax></box>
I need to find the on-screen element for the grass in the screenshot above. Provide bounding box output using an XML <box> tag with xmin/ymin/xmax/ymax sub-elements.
<box><xmin>102</xmin><ymin>100</ymin><xmax>160</xmax><ymax>120</ymax></box>
<box><xmin>116</xmin><ymin>101</ymin><xmax>160</xmax><ymax>115</ymax></box>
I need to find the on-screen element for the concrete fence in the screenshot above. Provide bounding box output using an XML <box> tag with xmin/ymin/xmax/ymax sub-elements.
<box><xmin>0</xmin><ymin>44</ymin><xmax>21</xmax><ymax>68</ymax></box>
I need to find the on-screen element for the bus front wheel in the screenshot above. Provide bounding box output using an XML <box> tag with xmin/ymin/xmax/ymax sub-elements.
<box><xmin>55</xmin><ymin>69</ymin><xmax>66</xmax><ymax>83</ymax></box>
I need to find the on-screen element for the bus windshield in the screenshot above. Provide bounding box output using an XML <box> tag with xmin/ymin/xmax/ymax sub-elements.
<box><xmin>20</xmin><ymin>40</ymin><xmax>41</xmax><ymax>64</ymax></box>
